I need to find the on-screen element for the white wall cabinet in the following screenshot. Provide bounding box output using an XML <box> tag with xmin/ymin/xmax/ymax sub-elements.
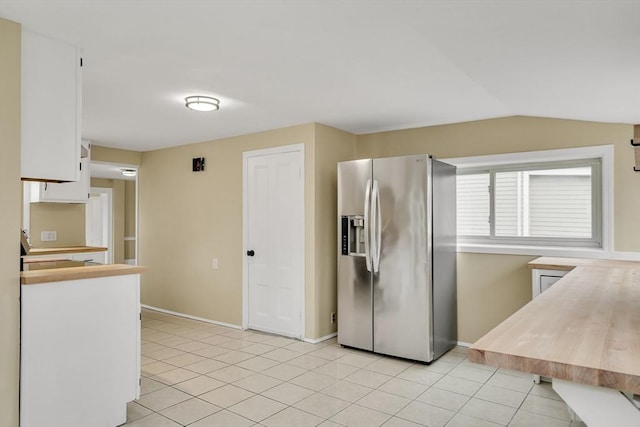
<box><xmin>21</xmin><ymin>29</ymin><xmax>82</xmax><ymax>182</ymax></box>
<box><xmin>29</xmin><ymin>141</ymin><xmax>90</xmax><ymax>203</ymax></box>
<box><xmin>29</xmin><ymin>157</ymin><xmax>90</xmax><ymax>203</ymax></box>
<box><xmin>21</xmin><ymin>274</ymin><xmax>140</xmax><ymax>427</ymax></box>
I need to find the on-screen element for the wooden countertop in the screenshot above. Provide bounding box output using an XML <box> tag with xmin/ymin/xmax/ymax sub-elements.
<box><xmin>469</xmin><ymin>258</ymin><xmax>640</xmax><ymax>394</ymax></box>
<box><xmin>21</xmin><ymin>264</ymin><xmax>147</xmax><ymax>285</ymax></box>
<box><xmin>26</xmin><ymin>246</ymin><xmax>108</xmax><ymax>256</ymax></box>
<box><xmin>528</xmin><ymin>256</ymin><xmax>640</xmax><ymax>271</ymax></box>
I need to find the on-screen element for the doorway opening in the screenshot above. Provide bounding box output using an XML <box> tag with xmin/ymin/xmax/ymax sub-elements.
<box><xmin>85</xmin><ymin>187</ymin><xmax>112</xmax><ymax>264</ymax></box>
<box><xmin>90</xmin><ymin>161</ymin><xmax>138</xmax><ymax>265</ymax></box>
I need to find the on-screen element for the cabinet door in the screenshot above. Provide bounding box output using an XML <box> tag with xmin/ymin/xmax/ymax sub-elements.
<box><xmin>540</xmin><ymin>275</ymin><xmax>563</xmax><ymax>293</ymax></box>
<box><xmin>32</xmin><ymin>157</ymin><xmax>89</xmax><ymax>203</ymax></box>
<box><xmin>21</xmin><ymin>29</ymin><xmax>82</xmax><ymax>182</ymax></box>
<box><xmin>532</xmin><ymin>268</ymin><xmax>568</xmax><ymax>298</ymax></box>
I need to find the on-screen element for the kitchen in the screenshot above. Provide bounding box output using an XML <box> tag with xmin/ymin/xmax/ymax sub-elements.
<box><xmin>1</xmin><ymin>2</ymin><xmax>640</xmax><ymax>427</ymax></box>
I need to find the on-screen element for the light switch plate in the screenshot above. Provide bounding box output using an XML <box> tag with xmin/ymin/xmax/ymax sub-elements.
<box><xmin>212</xmin><ymin>258</ymin><xmax>218</xmax><ymax>270</ymax></box>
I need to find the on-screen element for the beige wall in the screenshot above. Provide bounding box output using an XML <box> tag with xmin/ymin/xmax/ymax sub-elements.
<box><xmin>29</xmin><ymin>203</ymin><xmax>85</xmax><ymax>247</ymax></box>
<box><xmin>0</xmin><ymin>17</ymin><xmax>21</xmax><ymax>427</ymax></box>
<box><xmin>139</xmin><ymin>124</ymin><xmax>319</xmax><ymax>334</ymax></box>
<box><xmin>313</xmin><ymin>124</ymin><xmax>357</xmax><ymax>338</ymax></box>
<box><xmin>92</xmin><ymin>145</ymin><xmax>142</xmax><ymax>166</ymax></box>
<box><xmin>138</xmin><ymin>116</ymin><xmax>638</xmax><ymax>343</ymax></box>
<box><xmin>356</xmin><ymin>116</ymin><xmax>640</xmax><ymax>342</ymax></box>
<box><xmin>138</xmin><ymin>123</ymin><xmax>359</xmax><ymax>339</ymax></box>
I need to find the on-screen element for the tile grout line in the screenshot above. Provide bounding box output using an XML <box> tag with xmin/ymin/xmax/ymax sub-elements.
<box><xmin>130</xmin><ymin>310</ymin><xmax>577</xmax><ymax>427</ymax></box>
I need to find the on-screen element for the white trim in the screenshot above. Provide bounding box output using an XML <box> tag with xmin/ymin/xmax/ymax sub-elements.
<box><xmin>242</xmin><ymin>143</ymin><xmax>306</xmax><ymax>339</ymax></box>
<box><xmin>303</xmin><ymin>333</ymin><xmax>337</xmax><ymax>344</ymax></box>
<box><xmin>456</xmin><ymin>341</ymin><xmax>472</xmax><ymax>348</ymax></box>
<box><xmin>458</xmin><ymin>244</ymin><xmax>640</xmax><ymax>261</ymax></box>
<box><xmin>135</xmin><ymin>168</ymin><xmax>139</xmax><ymax>266</ymax></box>
<box><xmin>441</xmin><ymin>145</ymin><xmax>614</xmax><ymax>168</ymax></box>
<box><xmin>141</xmin><ymin>305</ymin><xmax>242</xmax><ymax>330</ymax></box>
<box><xmin>23</xmin><ymin>183</ymin><xmax>31</xmax><ymax>232</ymax></box>
<box><xmin>443</xmin><ymin>145</ymin><xmax>614</xmax><ymax>253</ymax></box>
<box><xmin>87</xmin><ymin>187</ymin><xmax>114</xmax><ymax>264</ymax></box>
<box><xmin>124</xmin><ymin>236</ymin><xmax>136</xmax><ymax>241</ymax></box>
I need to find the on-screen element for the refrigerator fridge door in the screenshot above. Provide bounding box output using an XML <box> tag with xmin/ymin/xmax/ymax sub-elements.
<box><xmin>431</xmin><ymin>159</ymin><xmax>458</xmax><ymax>359</ymax></box>
<box><xmin>372</xmin><ymin>155</ymin><xmax>433</xmax><ymax>362</ymax></box>
<box><xmin>337</xmin><ymin>159</ymin><xmax>373</xmax><ymax>351</ymax></box>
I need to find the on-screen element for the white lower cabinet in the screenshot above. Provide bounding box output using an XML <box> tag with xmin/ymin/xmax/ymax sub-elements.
<box><xmin>20</xmin><ymin>274</ymin><xmax>140</xmax><ymax>427</ymax></box>
<box><xmin>531</xmin><ymin>268</ymin><xmax>568</xmax><ymax>298</ymax></box>
<box><xmin>530</xmin><ymin>267</ymin><xmax>569</xmax><ymax>384</ymax></box>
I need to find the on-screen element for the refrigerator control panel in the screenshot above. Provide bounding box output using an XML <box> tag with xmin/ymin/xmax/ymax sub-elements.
<box><xmin>341</xmin><ymin>215</ymin><xmax>366</xmax><ymax>257</ymax></box>
<box><xmin>341</xmin><ymin>217</ymin><xmax>349</xmax><ymax>255</ymax></box>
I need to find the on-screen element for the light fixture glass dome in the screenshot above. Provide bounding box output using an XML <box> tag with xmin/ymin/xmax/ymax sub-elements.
<box><xmin>121</xmin><ymin>169</ymin><xmax>137</xmax><ymax>177</ymax></box>
<box><xmin>185</xmin><ymin>96</ymin><xmax>220</xmax><ymax>112</ymax></box>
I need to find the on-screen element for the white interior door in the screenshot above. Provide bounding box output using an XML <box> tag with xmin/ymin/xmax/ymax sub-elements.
<box><xmin>85</xmin><ymin>188</ymin><xmax>112</xmax><ymax>264</ymax></box>
<box><xmin>244</xmin><ymin>144</ymin><xmax>304</xmax><ymax>339</ymax></box>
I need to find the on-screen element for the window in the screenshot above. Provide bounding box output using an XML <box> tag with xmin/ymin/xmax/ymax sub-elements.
<box><xmin>446</xmin><ymin>146</ymin><xmax>613</xmax><ymax>253</ymax></box>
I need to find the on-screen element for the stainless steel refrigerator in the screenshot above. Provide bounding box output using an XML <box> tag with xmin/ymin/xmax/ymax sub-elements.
<box><xmin>337</xmin><ymin>154</ymin><xmax>457</xmax><ymax>363</ymax></box>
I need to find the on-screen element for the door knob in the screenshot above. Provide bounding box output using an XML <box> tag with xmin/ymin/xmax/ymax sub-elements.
<box><xmin>247</xmin><ymin>250</ymin><xmax>255</xmax><ymax>256</ymax></box>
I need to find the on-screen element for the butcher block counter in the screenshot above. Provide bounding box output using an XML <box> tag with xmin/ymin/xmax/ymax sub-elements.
<box><xmin>469</xmin><ymin>257</ymin><xmax>640</xmax><ymax>392</ymax></box>
<box><xmin>21</xmin><ymin>263</ymin><xmax>146</xmax><ymax>284</ymax></box>
<box><xmin>469</xmin><ymin>257</ymin><xmax>640</xmax><ymax>426</ymax></box>
<box><xmin>27</xmin><ymin>245</ymin><xmax>108</xmax><ymax>256</ymax></box>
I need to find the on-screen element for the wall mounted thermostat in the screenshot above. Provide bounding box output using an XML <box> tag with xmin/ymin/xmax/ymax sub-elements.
<box><xmin>192</xmin><ymin>157</ymin><xmax>205</xmax><ymax>172</ymax></box>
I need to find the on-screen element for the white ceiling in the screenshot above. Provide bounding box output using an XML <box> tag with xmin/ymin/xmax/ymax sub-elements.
<box><xmin>1</xmin><ymin>1</ymin><xmax>639</xmax><ymax>152</ymax></box>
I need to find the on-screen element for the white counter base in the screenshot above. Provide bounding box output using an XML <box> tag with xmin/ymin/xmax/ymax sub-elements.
<box><xmin>20</xmin><ymin>274</ymin><xmax>140</xmax><ymax>427</ymax></box>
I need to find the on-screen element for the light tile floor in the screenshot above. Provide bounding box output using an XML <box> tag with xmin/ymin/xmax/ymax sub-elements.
<box><xmin>124</xmin><ymin>309</ymin><xmax>587</xmax><ymax>427</ymax></box>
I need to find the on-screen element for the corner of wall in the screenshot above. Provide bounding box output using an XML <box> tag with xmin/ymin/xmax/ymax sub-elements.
<box><xmin>0</xmin><ymin>16</ymin><xmax>22</xmax><ymax>427</ymax></box>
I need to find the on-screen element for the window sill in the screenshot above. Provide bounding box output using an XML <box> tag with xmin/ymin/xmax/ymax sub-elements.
<box><xmin>457</xmin><ymin>243</ymin><xmax>640</xmax><ymax>261</ymax></box>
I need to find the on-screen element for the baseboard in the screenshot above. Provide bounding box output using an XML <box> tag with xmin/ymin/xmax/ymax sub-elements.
<box><xmin>303</xmin><ymin>332</ymin><xmax>337</xmax><ymax>344</ymax></box>
<box><xmin>141</xmin><ymin>304</ymin><xmax>242</xmax><ymax>330</ymax></box>
<box><xmin>143</xmin><ymin>305</ymin><xmax>339</xmax><ymax>342</ymax></box>
<box><xmin>457</xmin><ymin>341</ymin><xmax>471</xmax><ymax>348</ymax></box>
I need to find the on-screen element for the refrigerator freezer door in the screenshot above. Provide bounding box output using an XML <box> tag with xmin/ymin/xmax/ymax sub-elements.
<box><xmin>337</xmin><ymin>159</ymin><xmax>373</xmax><ymax>351</ymax></box>
<box><xmin>372</xmin><ymin>155</ymin><xmax>433</xmax><ymax>362</ymax></box>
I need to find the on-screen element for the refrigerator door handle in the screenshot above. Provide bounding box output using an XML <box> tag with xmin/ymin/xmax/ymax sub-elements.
<box><xmin>372</xmin><ymin>180</ymin><xmax>382</xmax><ymax>273</ymax></box>
<box><xmin>364</xmin><ymin>179</ymin><xmax>372</xmax><ymax>272</ymax></box>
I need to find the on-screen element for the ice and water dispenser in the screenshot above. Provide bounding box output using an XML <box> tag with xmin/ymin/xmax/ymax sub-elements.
<box><xmin>341</xmin><ymin>215</ymin><xmax>366</xmax><ymax>256</ymax></box>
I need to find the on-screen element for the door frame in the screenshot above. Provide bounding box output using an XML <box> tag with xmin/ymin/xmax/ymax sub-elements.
<box><xmin>85</xmin><ymin>187</ymin><xmax>113</xmax><ymax>264</ymax></box>
<box><xmin>242</xmin><ymin>143</ymin><xmax>305</xmax><ymax>339</ymax></box>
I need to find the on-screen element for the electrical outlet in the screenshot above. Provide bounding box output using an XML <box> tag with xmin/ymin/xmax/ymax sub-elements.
<box><xmin>330</xmin><ymin>312</ymin><xmax>336</xmax><ymax>324</ymax></box>
<box><xmin>211</xmin><ymin>258</ymin><xmax>218</xmax><ymax>270</ymax></box>
<box><xmin>40</xmin><ymin>231</ymin><xmax>57</xmax><ymax>242</ymax></box>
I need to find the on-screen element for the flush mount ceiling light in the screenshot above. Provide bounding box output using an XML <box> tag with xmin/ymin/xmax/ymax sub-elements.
<box><xmin>185</xmin><ymin>95</ymin><xmax>220</xmax><ymax>112</ymax></box>
<box><xmin>121</xmin><ymin>169</ymin><xmax>137</xmax><ymax>177</ymax></box>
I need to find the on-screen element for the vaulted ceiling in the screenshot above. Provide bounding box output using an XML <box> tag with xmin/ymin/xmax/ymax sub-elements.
<box><xmin>1</xmin><ymin>1</ymin><xmax>639</xmax><ymax>151</ymax></box>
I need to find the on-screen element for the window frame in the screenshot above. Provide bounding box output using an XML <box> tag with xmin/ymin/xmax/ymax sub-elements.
<box><xmin>442</xmin><ymin>145</ymin><xmax>614</xmax><ymax>256</ymax></box>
